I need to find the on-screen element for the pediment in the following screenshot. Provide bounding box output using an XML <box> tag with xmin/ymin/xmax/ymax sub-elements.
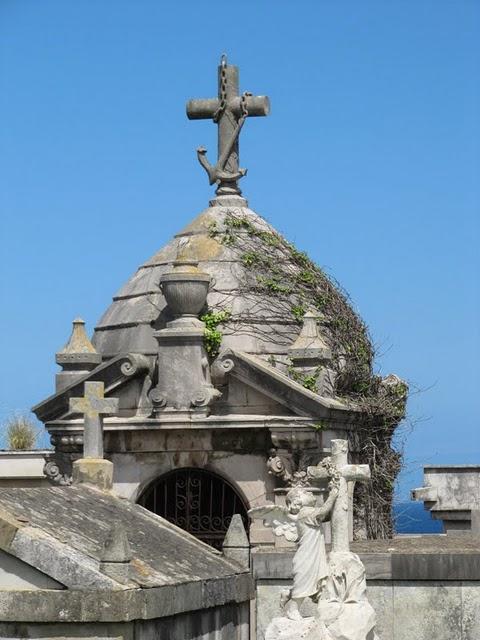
<box><xmin>215</xmin><ymin>375</ymin><xmax>295</xmax><ymax>416</ymax></box>
<box><xmin>32</xmin><ymin>353</ymin><xmax>153</xmax><ymax>422</ymax></box>
<box><xmin>214</xmin><ymin>350</ymin><xmax>359</xmax><ymax>420</ymax></box>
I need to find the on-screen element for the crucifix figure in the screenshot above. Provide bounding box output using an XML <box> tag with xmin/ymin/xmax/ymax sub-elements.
<box><xmin>186</xmin><ymin>54</ymin><xmax>270</xmax><ymax>197</ymax></box>
<box><xmin>69</xmin><ymin>382</ymin><xmax>118</xmax><ymax>459</ymax></box>
<box><xmin>307</xmin><ymin>439</ymin><xmax>370</xmax><ymax>552</ymax></box>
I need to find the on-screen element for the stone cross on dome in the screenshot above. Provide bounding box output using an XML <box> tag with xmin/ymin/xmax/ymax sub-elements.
<box><xmin>69</xmin><ymin>382</ymin><xmax>118</xmax><ymax>460</ymax></box>
<box><xmin>308</xmin><ymin>439</ymin><xmax>371</xmax><ymax>552</ymax></box>
<box><xmin>186</xmin><ymin>54</ymin><xmax>270</xmax><ymax>197</ymax></box>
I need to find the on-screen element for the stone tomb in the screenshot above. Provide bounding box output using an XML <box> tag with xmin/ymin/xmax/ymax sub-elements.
<box><xmin>0</xmin><ymin>380</ymin><xmax>252</xmax><ymax>640</ymax></box>
<box><xmin>26</xmin><ymin>58</ymin><xmax>480</xmax><ymax>639</ymax></box>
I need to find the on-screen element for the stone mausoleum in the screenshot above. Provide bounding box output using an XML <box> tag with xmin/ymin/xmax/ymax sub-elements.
<box><xmin>34</xmin><ymin>57</ymin><xmax>406</xmax><ymax>548</ymax></box>
<box><xmin>2</xmin><ymin>58</ymin><xmax>476</xmax><ymax>640</ymax></box>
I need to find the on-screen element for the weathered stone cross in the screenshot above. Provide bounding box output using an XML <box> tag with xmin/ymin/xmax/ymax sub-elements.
<box><xmin>69</xmin><ymin>382</ymin><xmax>118</xmax><ymax>459</ymax></box>
<box><xmin>308</xmin><ymin>439</ymin><xmax>370</xmax><ymax>552</ymax></box>
<box><xmin>186</xmin><ymin>55</ymin><xmax>270</xmax><ymax>197</ymax></box>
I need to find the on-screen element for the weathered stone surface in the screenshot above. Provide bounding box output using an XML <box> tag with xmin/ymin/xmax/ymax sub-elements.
<box><xmin>0</xmin><ymin>450</ymin><xmax>50</xmax><ymax>487</ymax></box>
<box><xmin>73</xmin><ymin>458</ymin><xmax>114</xmax><ymax>491</ymax></box>
<box><xmin>0</xmin><ymin>486</ymin><xmax>251</xmax><ymax>592</ymax></box>
<box><xmin>392</xmin><ymin>581</ymin><xmax>463</xmax><ymax>640</ymax></box>
<box><xmin>0</xmin><ymin>549</ymin><xmax>64</xmax><ymax>590</ymax></box>
<box><xmin>265</xmin><ymin>616</ymin><xmax>320</xmax><ymax>640</ymax></box>
<box><xmin>9</xmin><ymin>525</ymin><xmax>119</xmax><ymax>590</ymax></box>
<box><xmin>0</xmin><ymin>621</ymin><xmax>134</xmax><ymax>640</ymax></box>
<box><xmin>33</xmin><ymin>353</ymin><xmax>153</xmax><ymax>424</ymax></box>
<box><xmin>412</xmin><ymin>465</ymin><xmax>480</xmax><ymax>534</ymax></box>
<box><xmin>136</xmin><ymin>601</ymin><xmax>250</xmax><ymax>640</ymax></box>
<box><xmin>223</xmin><ymin>514</ymin><xmax>250</xmax><ymax>569</ymax></box>
<box><xmin>462</xmin><ymin>581</ymin><xmax>480</xmax><ymax>640</ymax></box>
<box><xmin>366</xmin><ymin>582</ymin><xmax>393</xmax><ymax>640</ymax></box>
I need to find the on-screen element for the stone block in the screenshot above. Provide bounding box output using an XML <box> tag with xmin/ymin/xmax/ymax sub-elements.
<box><xmin>391</xmin><ymin>552</ymin><xmax>480</xmax><ymax>581</ymax></box>
<box><xmin>256</xmin><ymin>582</ymin><xmax>288</xmax><ymax>640</ymax></box>
<box><xmin>366</xmin><ymin>581</ymin><xmax>394</xmax><ymax>640</ymax></box>
<box><xmin>462</xmin><ymin>581</ymin><xmax>480</xmax><ymax>640</ymax></box>
<box><xmin>471</xmin><ymin>510</ymin><xmax>480</xmax><ymax>534</ymax></box>
<box><xmin>72</xmin><ymin>458</ymin><xmax>113</xmax><ymax>491</ymax></box>
<box><xmin>392</xmin><ymin>580</ymin><xmax>463</xmax><ymax>640</ymax></box>
<box><xmin>0</xmin><ymin>508</ymin><xmax>21</xmax><ymax>550</ymax></box>
<box><xmin>99</xmin><ymin>561</ymin><xmax>131</xmax><ymax>585</ymax></box>
<box><xmin>0</xmin><ymin>621</ymin><xmax>134</xmax><ymax>640</ymax></box>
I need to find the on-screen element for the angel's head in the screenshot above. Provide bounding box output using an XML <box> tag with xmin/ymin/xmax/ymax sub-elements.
<box><xmin>285</xmin><ymin>488</ymin><xmax>316</xmax><ymax>514</ymax></box>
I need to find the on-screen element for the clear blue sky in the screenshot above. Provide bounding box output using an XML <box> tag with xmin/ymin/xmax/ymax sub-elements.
<box><xmin>1</xmin><ymin>1</ymin><xmax>479</xmax><ymax>499</ymax></box>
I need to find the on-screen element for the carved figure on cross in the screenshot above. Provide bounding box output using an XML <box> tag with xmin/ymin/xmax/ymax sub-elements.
<box><xmin>307</xmin><ymin>439</ymin><xmax>371</xmax><ymax>552</ymax></box>
<box><xmin>69</xmin><ymin>382</ymin><xmax>118</xmax><ymax>459</ymax></box>
<box><xmin>186</xmin><ymin>54</ymin><xmax>270</xmax><ymax>196</ymax></box>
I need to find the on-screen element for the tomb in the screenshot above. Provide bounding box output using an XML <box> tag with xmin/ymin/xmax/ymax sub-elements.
<box><xmin>21</xmin><ymin>57</ymin><xmax>480</xmax><ymax>639</ymax></box>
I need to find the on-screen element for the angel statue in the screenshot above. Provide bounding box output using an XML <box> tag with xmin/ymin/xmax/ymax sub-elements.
<box><xmin>249</xmin><ymin>460</ymin><xmax>340</xmax><ymax>621</ymax></box>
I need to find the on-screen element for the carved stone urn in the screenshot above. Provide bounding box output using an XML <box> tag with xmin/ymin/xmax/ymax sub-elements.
<box><xmin>150</xmin><ymin>260</ymin><xmax>220</xmax><ymax>414</ymax></box>
<box><xmin>159</xmin><ymin>260</ymin><xmax>210</xmax><ymax>322</ymax></box>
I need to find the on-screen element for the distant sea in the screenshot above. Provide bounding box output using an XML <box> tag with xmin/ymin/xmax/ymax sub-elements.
<box><xmin>394</xmin><ymin>502</ymin><xmax>443</xmax><ymax>534</ymax></box>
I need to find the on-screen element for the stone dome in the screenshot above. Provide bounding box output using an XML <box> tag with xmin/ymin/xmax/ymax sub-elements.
<box><xmin>93</xmin><ymin>200</ymin><xmax>372</xmax><ymax>389</ymax></box>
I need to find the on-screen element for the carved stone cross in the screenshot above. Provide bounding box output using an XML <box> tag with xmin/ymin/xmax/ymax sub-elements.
<box><xmin>186</xmin><ymin>55</ymin><xmax>270</xmax><ymax>197</ymax></box>
<box><xmin>308</xmin><ymin>439</ymin><xmax>370</xmax><ymax>552</ymax></box>
<box><xmin>69</xmin><ymin>382</ymin><xmax>118</xmax><ymax>459</ymax></box>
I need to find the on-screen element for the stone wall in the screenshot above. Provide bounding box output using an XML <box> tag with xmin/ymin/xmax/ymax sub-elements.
<box><xmin>412</xmin><ymin>465</ymin><xmax>480</xmax><ymax>534</ymax></box>
<box><xmin>254</xmin><ymin>580</ymin><xmax>479</xmax><ymax>640</ymax></box>
<box><xmin>0</xmin><ymin>602</ymin><xmax>250</xmax><ymax>640</ymax></box>
<box><xmin>0</xmin><ymin>451</ymin><xmax>49</xmax><ymax>488</ymax></box>
<box><xmin>252</xmin><ymin>543</ymin><xmax>480</xmax><ymax>640</ymax></box>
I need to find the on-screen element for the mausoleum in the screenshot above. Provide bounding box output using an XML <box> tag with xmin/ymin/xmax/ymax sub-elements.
<box><xmin>8</xmin><ymin>57</ymin><xmax>477</xmax><ymax>639</ymax></box>
<box><xmin>33</xmin><ymin>58</ymin><xmax>407</xmax><ymax>550</ymax></box>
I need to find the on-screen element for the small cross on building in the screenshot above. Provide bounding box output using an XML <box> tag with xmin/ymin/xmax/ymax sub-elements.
<box><xmin>70</xmin><ymin>382</ymin><xmax>118</xmax><ymax>460</ymax></box>
<box><xmin>308</xmin><ymin>439</ymin><xmax>371</xmax><ymax>552</ymax></box>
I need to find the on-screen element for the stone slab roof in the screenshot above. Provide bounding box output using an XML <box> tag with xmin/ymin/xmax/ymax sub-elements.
<box><xmin>0</xmin><ymin>486</ymin><xmax>248</xmax><ymax>590</ymax></box>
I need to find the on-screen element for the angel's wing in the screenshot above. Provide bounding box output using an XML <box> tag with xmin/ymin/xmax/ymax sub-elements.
<box><xmin>248</xmin><ymin>504</ymin><xmax>298</xmax><ymax>543</ymax></box>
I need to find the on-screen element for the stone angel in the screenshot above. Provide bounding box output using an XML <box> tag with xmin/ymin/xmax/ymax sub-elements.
<box><xmin>249</xmin><ymin>468</ymin><xmax>340</xmax><ymax>621</ymax></box>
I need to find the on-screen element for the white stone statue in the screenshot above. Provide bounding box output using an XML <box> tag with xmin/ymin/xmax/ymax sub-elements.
<box><xmin>249</xmin><ymin>466</ymin><xmax>340</xmax><ymax>622</ymax></box>
<box><xmin>250</xmin><ymin>439</ymin><xmax>380</xmax><ymax>640</ymax></box>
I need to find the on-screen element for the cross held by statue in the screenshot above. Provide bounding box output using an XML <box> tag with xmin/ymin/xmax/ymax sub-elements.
<box><xmin>69</xmin><ymin>381</ymin><xmax>118</xmax><ymax>460</ymax></box>
<box><xmin>307</xmin><ymin>439</ymin><xmax>371</xmax><ymax>553</ymax></box>
<box><xmin>186</xmin><ymin>54</ymin><xmax>270</xmax><ymax>196</ymax></box>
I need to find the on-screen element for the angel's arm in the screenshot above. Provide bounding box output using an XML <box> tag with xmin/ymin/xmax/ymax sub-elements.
<box><xmin>312</xmin><ymin>485</ymin><xmax>339</xmax><ymax>522</ymax></box>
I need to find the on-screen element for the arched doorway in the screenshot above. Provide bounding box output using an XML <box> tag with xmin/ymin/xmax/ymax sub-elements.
<box><xmin>138</xmin><ymin>467</ymin><xmax>249</xmax><ymax>549</ymax></box>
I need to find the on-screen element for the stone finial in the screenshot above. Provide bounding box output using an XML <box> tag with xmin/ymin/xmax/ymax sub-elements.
<box><xmin>222</xmin><ymin>514</ymin><xmax>250</xmax><ymax>569</ymax></box>
<box><xmin>289</xmin><ymin>310</ymin><xmax>331</xmax><ymax>362</ymax></box>
<box><xmin>101</xmin><ymin>524</ymin><xmax>132</xmax><ymax>563</ymax></box>
<box><xmin>288</xmin><ymin>310</ymin><xmax>335</xmax><ymax>397</ymax></box>
<box><xmin>55</xmin><ymin>318</ymin><xmax>102</xmax><ymax>392</ymax></box>
<box><xmin>99</xmin><ymin>524</ymin><xmax>132</xmax><ymax>584</ymax></box>
<box><xmin>149</xmin><ymin>260</ymin><xmax>221</xmax><ymax>415</ymax></box>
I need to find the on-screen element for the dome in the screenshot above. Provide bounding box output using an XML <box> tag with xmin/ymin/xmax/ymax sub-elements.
<box><xmin>93</xmin><ymin>200</ymin><xmax>373</xmax><ymax>391</ymax></box>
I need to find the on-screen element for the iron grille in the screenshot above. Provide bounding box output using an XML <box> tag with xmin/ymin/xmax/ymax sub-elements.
<box><xmin>138</xmin><ymin>467</ymin><xmax>248</xmax><ymax>549</ymax></box>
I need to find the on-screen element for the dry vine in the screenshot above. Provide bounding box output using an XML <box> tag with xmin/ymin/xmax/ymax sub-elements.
<box><xmin>207</xmin><ymin>210</ymin><xmax>408</xmax><ymax>539</ymax></box>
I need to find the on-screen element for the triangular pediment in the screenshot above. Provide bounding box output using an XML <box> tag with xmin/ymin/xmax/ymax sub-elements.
<box><xmin>214</xmin><ymin>350</ymin><xmax>359</xmax><ymax>420</ymax></box>
<box><xmin>215</xmin><ymin>375</ymin><xmax>295</xmax><ymax>416</ymax></box>
<box><xmin>32</xmin><ymin>353</ymin><xmax>153</xmax><ymax>422</ymax></box>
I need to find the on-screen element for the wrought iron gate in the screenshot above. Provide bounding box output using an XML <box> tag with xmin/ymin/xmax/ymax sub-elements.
<box><xmin>138</xmin><ymin>467</ymin><xmax>249</xmax><ymax>549</ymax></box>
